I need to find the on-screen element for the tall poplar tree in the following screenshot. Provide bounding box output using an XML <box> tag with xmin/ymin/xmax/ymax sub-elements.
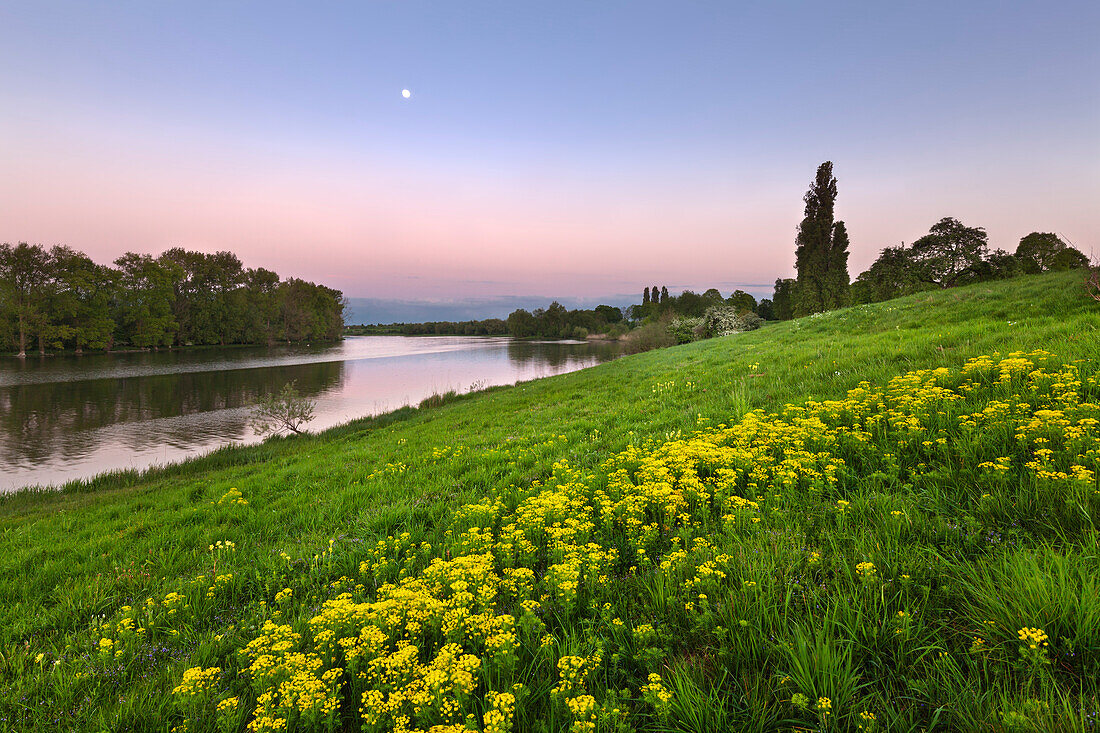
<box><xmin>793</xmin><ymin>161</ymin><xmax>850</xmax><ymax>316</ymax></box>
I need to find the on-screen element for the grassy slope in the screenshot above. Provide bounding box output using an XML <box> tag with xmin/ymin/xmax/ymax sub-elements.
<box><xmin>1</xmin><ymin>270</ymin><xmax>1098</xmax><ymax>728</ymax></box>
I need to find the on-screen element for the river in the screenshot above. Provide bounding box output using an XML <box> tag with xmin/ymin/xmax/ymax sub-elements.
<box><xmin>0</xmin><ymin>336</ymin><xmax>622</xmax><ymax>492</ymax></box>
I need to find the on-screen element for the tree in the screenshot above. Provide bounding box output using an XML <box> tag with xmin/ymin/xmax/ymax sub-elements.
<box><xmin>793</xmin><ymin>161</ymin><xmax>850</xmax><ymax>315</ymax></box>
<box><xmin>772</xmin><ymin>278</ymin><xmax>796</xmax><ymax>320</ymax></box>
<box><xmin>243</xmin><ymin>267</ymin><xmax>282</xmax><ymax>345</ymax></box>
<box><xmin>909</xmin><ymin>217</ymin><xmax>988</xmax><ymax>288</ymax></box>
<box><xmin>506</xmin><ymin>309</ymin><xmax>537</xmax><ymax>338</ymax></box>
<box><xmin>642</xmin><ymin>287</ymin><xmax>650</xmax><ymax>305</ymax></box>
<box><xmin>1049</xmin><ymin>247</ymin><xmax>1090</xmax><ymax>271</ymax></box>
<box><xmin>660</xmin><ymin>286</ymin><xmax>669</xmax><ymax>304</ymax></box>
<box><xmin>537</xmin><ymin>301</ymin><xmax>568</xmax><ymax>338</ymax></box>
<box><xmin>756</xmin><ymin>298</ymin><xmax>775</xmax><ymax>321</ymax></box>
<box><xmin>726</xmin><ymin>289</ymin><xmax>757</xmax><ymax>313</ymax></box>
<box><xmin>593</xmin><ymin>305</ymin><xmax>623</xmax><ymax>324</ymax></box>
<box><xmin>250</xmin><ymin>381</ymin><xmax>316</xmax><ymax>435</ymax></box>
<box><xmin>112</xmin><ymin>253</ymin><xmax>179</xmax><ymax>348</ymax></box>
<box><xmin>851</xmin><ymin>246</ymin><xmax>925</xmax><ymax>304</ymax></box>
<box><xmin>48</xmin><ymin>246</ymin><xmax>115</xmax><ymax>353</ymax></box>
<box><xmin>0</xmin><ymin>243</ymin><xmax>52</xmax><ymax>356</ymax></box>
<box><xmin>674</xmin><ymin>290</ymin><xmax>709</xmax><ymax>317</ymax></box>
<box><xmin>1015</xmin><ymin>232</ymin><xmax>1087</xmax><ymax>273</ymax></box>
<box><xmin>823</xmin><ymin>220</ymin><xmax>851</xmax><ymax>308</ymax></box>
<box><xmin>981</xmin><ymin>249</ymin><xmax>1024</xmax><ymax>281</ymax></box>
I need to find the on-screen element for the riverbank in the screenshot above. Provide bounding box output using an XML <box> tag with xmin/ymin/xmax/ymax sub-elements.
<box><xmin>2</xmin><ymin>270</ymin><xmax>1098</xmax><ymax>731</ymax></box>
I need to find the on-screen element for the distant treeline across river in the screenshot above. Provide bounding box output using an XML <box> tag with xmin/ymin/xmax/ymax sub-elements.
<box><xmin>0</xmin><ymin>244</ymin><xmax>345</xmax><ymax>356</ymax></box>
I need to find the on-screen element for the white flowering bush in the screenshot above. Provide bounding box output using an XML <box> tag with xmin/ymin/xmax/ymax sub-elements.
<box><xmin>699</xmin><ymin>306</ymin><xmax>762</xmax><ymax>338</ymax></box>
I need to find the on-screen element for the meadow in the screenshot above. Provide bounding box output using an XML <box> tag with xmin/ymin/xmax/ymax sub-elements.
<box><xmin>2</xmin><ymin>269</ymin><xmax>1099</xmax><ymax>732</ymax></box>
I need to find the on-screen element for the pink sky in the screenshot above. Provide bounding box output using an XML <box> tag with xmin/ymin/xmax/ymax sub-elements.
<box><xmin>2</xmin><ymin>2</ymin><xmax>1097</xmax><ymax>300</ymax></box>
<box><xmin>4</xmin><ymin>110</ymin><xmax>1095</xmax><ymax>300</ymax></box>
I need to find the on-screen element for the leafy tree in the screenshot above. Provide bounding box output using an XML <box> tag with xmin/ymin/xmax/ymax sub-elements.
<box><xmin>1015</xmin><ymin>232</ymin><xmax>1088</xmax><ymax>273</ymax></box>
<box><xmin>980</xmin><ymin>249</ymin><xmax>1025</xmax><ymax>281</ymax></box>
<box><xmin>793</xmin><ymin>161</ymin><xmax>850</xmax><ymax>315</ymax></box>
<box><xmin>909</xmin><ymin>217</ymin><xmax>988</xmax><ymax>288</ymax></box>
<box><xmin>726</xmin><ymin>289</ymin><xmax>757</xmax><ymax>313</ymax></box>
<box><xmin>48</xmin><ymin>246</ymin><xmax>115</xmax><ymax>353</ymax></box>
<box><xmin>506</xmin><ymin>309</ymin><xmax>537</xmax><ymax>338</ymax></box>
<box><xmin>851</xmin><ymin>246</ymin><xmax>926</xmax><ymax>304</ymax></box>
<box><xmin>756</xmin><ymin>298</ymin><xmax>775</xmax><ymax>321</ymax></box>
<box><xmin>593</xmin><ymin>305</ymin><xmax>623</xmax><ymax>324</ymax></box>
<box><xmin>1049</xmin><ymin>246</ymin><xmax>1090</xmax><ymax>271</ymax></box>
<box><xmin>660</xmin><ymin>286</ymin><xmax>669</xmax><ymax>304</ymax></box>
<box><xmin>112</xmin><ymin>253</ymin><xmax>179</xmax><ymax>348</ymax></box>
<box><xmin>673</xmin><ymin>290</ymin><xmax>709</xmax><ymax>317</ymax></box>
<box><xmin>157</xmin><ymin>249</ymin><xmax>245</xmax><ymax>345</ymax></box>
<box><xmin>243</xmin><ymin>267</ymin><xmax>282</xmax><ymax>345</ymax></box>
<box><xmin>642</xmin><ymin>287</ymin><xmax>650</xmax><ymax>305</ymax></box>
<box><xmin>772</xmin><ymin>278</ymin><xmax>796</xmax><ymax>320</ymax></box>
<box><xmin>535</xmin><ymin>301</ymin><xmax>568</xmax><ymax>338</ymax></box>
<box><xmin>823</xmin><ymin>220</ymin><xmax>851</xmax><ymax>308</ymax></box>
<box><xmin>0</xmin><ymin>243</ymin><xmax>51</xmax><ymax>356</ymax></box>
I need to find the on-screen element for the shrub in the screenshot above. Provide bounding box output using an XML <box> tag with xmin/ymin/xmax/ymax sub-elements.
<box><xmin>668</xmin><ymin>317</ymin><xmax>703</xmax><ymax>344</ymax></box>
<box><xmin>249</xmin><ymin>382</ymin><xmax>316</xmax><ymax>435</ymax></box>
<box><xmin>699</xmin><ymin>306</ymin><xmax>763</xmax><ymax>338</ymax></box>
<box><xmin>622</xmin><ymin>320</ymin><xmax>677</xmax><ymax>354</ymax></box>
<box><xmin>605</xmin><ymin>322</ymin><xmax>629</xmax><ymax>339</ymax></box>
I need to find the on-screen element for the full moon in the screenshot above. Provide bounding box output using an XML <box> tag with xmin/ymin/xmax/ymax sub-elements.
<box><xmin>401</xmin><ymin>89</ymin><xmax>411</xmax><ymax>99</ymax></box>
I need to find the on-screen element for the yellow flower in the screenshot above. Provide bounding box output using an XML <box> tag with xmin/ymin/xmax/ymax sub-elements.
<box><xmin>856</xmin><ymin>561</ymin><xmax>876</xmax><ymax>577</ymax></box>
<box><xmin>1018</xmin><ymin>627</ymin><xmax>1049</xmax><ymax>649</ymax></box>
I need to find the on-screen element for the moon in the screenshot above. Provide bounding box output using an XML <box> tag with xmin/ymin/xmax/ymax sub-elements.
<box><xmin>401</xmin><ymin>89</ymin><xmax>411</xmax><ymax>99</ymax></box>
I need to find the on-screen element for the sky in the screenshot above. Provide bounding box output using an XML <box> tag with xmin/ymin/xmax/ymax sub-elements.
<box><xmin>1</xmin><ymin>1</ymin><xmax>1097</xmax><ymax>304</ymax></box>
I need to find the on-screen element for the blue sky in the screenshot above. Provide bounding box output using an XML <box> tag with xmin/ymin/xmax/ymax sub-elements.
<box><xmin>1</xmin><ymin>1</ymin><xmax>1096</xmax><ymax>301</ymax></box>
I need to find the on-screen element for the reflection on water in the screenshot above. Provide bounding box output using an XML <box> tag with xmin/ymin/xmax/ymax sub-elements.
<box><xmin>0</xmin><ymin>336</ymin><xmax>621</xmax><ymax>491</ymax></box>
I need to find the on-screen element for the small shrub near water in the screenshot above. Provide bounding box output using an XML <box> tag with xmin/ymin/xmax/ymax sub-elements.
<box><xmin>622</xmin><ymin>320</ymin><xmax>678</xmax><ymax>354</ymax></box>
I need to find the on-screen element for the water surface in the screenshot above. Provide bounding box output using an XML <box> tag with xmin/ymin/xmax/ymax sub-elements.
<box><xmin>0</xmin><ymin>336</ymin><xmax>621</xmax><ymax>491</ymax></box>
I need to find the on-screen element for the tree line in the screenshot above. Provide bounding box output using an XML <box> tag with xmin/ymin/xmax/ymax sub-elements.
<box><xmin>632</xmin><ymin>286</ymin><xmax>764</xmax><ymax>320</ymax></box>
<box><xmin>0</xmin><ymin>243</ymin><xmax>346</xmax><ymax>356</ymax></box>
<box><xmin>767</xmin><ymin>161</ymin><xmax>1091</xmax><ymax>319</ymax></box>
<box><xmin>349</xmin><ymin>303</ymin><xmax>628</xmax><ymax>340</ymax></box>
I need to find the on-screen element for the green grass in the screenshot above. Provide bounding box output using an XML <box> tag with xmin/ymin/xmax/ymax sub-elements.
<box><xmin>1</xmin><ymin>269</ymin><xmax>1098</xmax><ymax>732</ymax></box>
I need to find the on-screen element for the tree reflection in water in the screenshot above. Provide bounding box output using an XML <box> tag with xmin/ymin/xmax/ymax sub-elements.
<box><xmin>1</xmin><ymin>336</ymin><xmax>621</xmax><ymax>491</ymax></box>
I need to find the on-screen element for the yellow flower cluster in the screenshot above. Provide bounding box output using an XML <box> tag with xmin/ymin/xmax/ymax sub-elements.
<box><xmin>856</xmin><ymin>561</ymin><xmax>876</xmax><ymax>577</ymax></box>
<box><xmin>640</xmin><ymin>673</ymin><xmax>672</xmax><ymax>718</ymax></box>
<box><xmin>216</xmin><ymin>487</ymin><xmax>249</xmax><ymax>506</ymax></box>
<box><xmin>172</xmin><ymin>666</ymin><xmax>221</xmax><ymax>698</ymax></box>
<box><xmin>1018</xmin><ymin>627</ymin><xmax>1049</xmax><ymax>650</ymax></box>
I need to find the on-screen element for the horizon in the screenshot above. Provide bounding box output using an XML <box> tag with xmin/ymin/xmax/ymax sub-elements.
<box><xmin>2</xmin><ymin>1</ymin><xmax>1097</xmax><ymax>300</ymax></box>
<box><xmin>343</xmin><ymin>285</ymin><xmax>776</xmax><ymax>326</ymax></box>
